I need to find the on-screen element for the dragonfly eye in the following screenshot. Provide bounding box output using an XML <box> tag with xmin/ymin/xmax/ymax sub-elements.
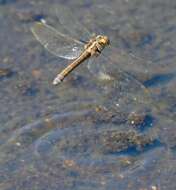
<box><xmin>97</xmin><ymin>35</ymin><xmax>110</xmax><ymax>46</ymax></box>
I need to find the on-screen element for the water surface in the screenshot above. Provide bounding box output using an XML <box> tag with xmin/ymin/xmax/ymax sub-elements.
<box><xmin>0</xmin><ymin>0</ymin><xmax>176</xmax><ymax>189</ymax></box>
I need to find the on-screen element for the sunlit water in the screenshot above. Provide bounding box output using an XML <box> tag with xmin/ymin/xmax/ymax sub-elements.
<box><xmin>0</xmin><ymin>0</ymin><xmax>176</xmax><ymax>190</ymax></box>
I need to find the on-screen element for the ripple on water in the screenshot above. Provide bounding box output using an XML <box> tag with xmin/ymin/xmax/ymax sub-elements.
<box><xmin>0</xmin><ymin>106</ymin><xmax>160</xmax><ymax>190</ymax></box>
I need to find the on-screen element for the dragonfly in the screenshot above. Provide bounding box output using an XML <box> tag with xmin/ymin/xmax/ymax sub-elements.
<box><xmin>32</xmin><ymin>20</ymin><xmax>111</xmax><ymax>85</ymax></box>
<box><xmin>30</xmin><ymin>10</ymin><xmax>148</xmax><ymax>89</ymax></box>
<box><xmin>31</xmin><ymin>19</ymin><xmax>111</xmax><ymax>85</ymax></box>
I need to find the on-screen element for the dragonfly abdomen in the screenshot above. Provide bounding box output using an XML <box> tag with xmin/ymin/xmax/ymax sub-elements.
<box><xmin>53</xmin><ymin>51</ymin><xmax>91</xmax><ymax>85</ymax></box>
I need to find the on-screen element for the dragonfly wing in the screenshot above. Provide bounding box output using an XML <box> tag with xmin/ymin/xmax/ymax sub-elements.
<box><xmin>31</xmin><ymin>21</ymin><xmax>84</xmax><ymax>60</ymax></box>
<box><xmin>52</xmin><ymin>5</ymin><xmax>92</xmax><ymax>42</ymax></box>
<box><xmin>87</xmin><ymin>56</ymin><xmax>113</xmax><ymax>81</ymax></box>
<box><xmin>87</xmin><ymin>54</ymin><xmax>150</xmax><ymax>113</ymax></box>
<box><xmin>87</xmin><ymin>53</ymin><xmax>139</xmax><ymax>84</ymax></box>
<box><xmin>88</xmin><ymin>53</ymin><xmax>147</xmax><ymax>91</ymax></box>
<box><xmin>102</xmin><ymin>46</ymin><xmax>153</xmax><ymax>74</ymax></box>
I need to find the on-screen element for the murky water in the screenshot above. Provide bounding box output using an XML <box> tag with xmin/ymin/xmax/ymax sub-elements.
<box><xmin>0</xmin><ymin>0</ymin><xmax>176</xmax><ymax>190</ymax></box>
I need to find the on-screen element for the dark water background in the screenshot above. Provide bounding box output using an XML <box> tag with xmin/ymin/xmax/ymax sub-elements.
<box><xmin>0</xmin><ymin>0</ymin><xmax>176</xmax><ymax>189</ymax></box>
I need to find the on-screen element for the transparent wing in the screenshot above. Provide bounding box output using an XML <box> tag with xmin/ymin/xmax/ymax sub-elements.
<box><xmin>51</xmin><ymin>5</ymin><xmax>92</xmax><ymax>42</ymax></box>
<box><xmin>31</xmin><ymin>21</ymin><xmax>84</xmax><ymax>60</ymax></box>
<box><xmin>87</xmin><ymin>44</ymin><xmax>155</xmax><ymax>77</ymax></box>
<box><xmin>87</xmin><ymin>52</ymin><xmax>151</xmax><ymax>113</ymax></box>
<box><xmin>103</xmin><ymin>46</ymin><xmax>153</xmax><ymax>74</ymax></box>
<box><xmin>108</xmin><ymin>46</ymin><xmax>176</xmax><ymax>74</ymax></box>
<box><xmin>88</xmin><ymin>53</ymin><xmax>144</xmax><ymax>86</ymax></box>
<box><xmin>48</xmin><ymin>5</ymin><xmax>154</xmax><ymax>74</ymax></box>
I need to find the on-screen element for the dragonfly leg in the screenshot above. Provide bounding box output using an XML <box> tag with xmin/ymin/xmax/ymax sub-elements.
<box><xmin>94</xmin><ymin>51</ymin><xmax>101</xmax><ymax>57</ymax></box>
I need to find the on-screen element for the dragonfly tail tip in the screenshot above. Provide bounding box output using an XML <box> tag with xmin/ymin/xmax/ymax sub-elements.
<box><xmin>53</xmin><ymin>74</ymin><xmax>64</xmax><ymax>85</ymax></box>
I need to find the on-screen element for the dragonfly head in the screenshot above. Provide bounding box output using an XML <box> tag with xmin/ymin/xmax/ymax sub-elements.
<box><xmin>96</xmin><ymin>35</ymin><xmax>110</xmax><ymax>46</ymax></box>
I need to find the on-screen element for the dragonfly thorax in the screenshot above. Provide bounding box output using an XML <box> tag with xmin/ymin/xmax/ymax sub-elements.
<box><xmin>84</xmin><ymin>35</ymin><xmax>109</xmax><ymax>56</ymax></box>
